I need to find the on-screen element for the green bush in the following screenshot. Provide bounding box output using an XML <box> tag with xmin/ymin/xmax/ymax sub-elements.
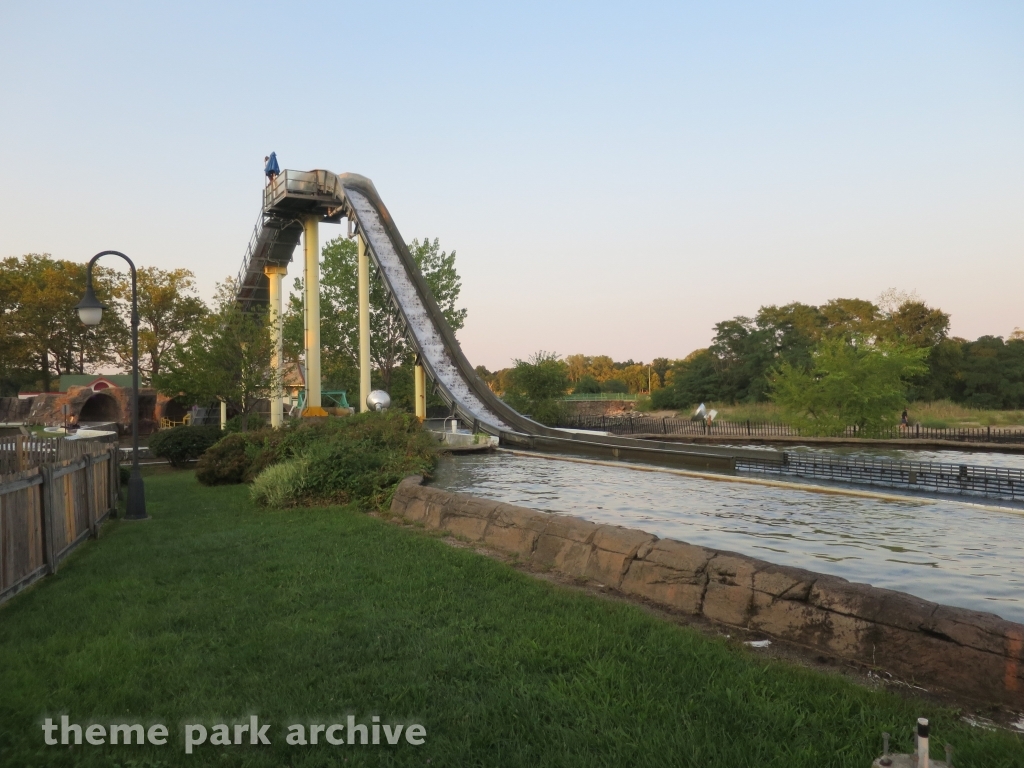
<box><xmin>250</xmin><ymin>458</ymin><xmax>308</xmax><ymax>507</ymax></box>
<box><xmin>195</xmin><ymin>432</ymin><xmax>255</xmax><ymax>485</ymax></box>
<box><xmin>224</xmin><ymin>413</ymin><xmax>267</xmax><ymax>433</ymax></box>
<box><xmin>634</xmin><ymin>394</ymin><xmax>654</xmax><ymax>412</ymax></box>
<box><xmin>119</xmin><ymin>465</ymin><xmax>130</xmax><ymax>485</ymax></box>
<box><xmin>573</xmin><ymin>375</ymin><xmax>601</xmax><ymax>394</ymax></box>
<box><xmin>503</xmin><ymin>352</ymin><xmax>570</xmax><ymax>426</ymax></box>
<box><xmin>148</xmin><ymin>425</ymin><xmax>223</xmax><ymax>468</ymax></box>
<box><xmin>248</xmin><ymin>410</ymin><xmax>436</xmax><ymax>510</ymax></box>
<box><xmin>600</xmin><ymin>378</ymin><xmax>628</xmax><ymax>394</ymax></box>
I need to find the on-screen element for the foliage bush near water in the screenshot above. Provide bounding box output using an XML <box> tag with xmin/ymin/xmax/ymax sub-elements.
<box><xmin>148</xmin><ymin>424</ymin><xmax>223</xmax><ymax>467</ymax></box>
<box><xmin>502</xmin><ymin>351</ymin><xmax>570</xmax><ymax>426</ymax></box>
<box><xmin>196</xmin><ymin>411</ymin><xmax>435</xmax><ymax>510</ymax></box>
<box><xmin>770</xmin><ymin>339</ymin><xmax>928</xmax><ymax>436</ymax></box>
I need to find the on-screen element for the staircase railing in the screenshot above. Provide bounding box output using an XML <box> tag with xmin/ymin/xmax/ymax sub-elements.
<box><xmin>235</xmin><ymin>211</ymin><xmax>265</xmax><ymax>303</ymax></box>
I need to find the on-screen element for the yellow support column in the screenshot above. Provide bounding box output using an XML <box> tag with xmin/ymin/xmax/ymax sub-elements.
<box><xmin>358</xmin><ymin>232</ymin><xmax>372</xmax><ymax>412</ymax></box>
<box><xmin>302</xmin><ymin>215</ymin><xmax>327</xmax><ymax>417</ymax></box>
<box><xmin>414</xmin><ymin>359</ymin><xmax>426</xmax><ymax>421</ymax></box>
<box><xmin>264</xmin><ymin>264</ymin><xmax>287</xmax><ymax>427</ymax></box>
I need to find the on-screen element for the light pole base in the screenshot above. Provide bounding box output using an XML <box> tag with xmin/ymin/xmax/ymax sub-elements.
<box><xmin>124</xmin><ymin>468</ymin><xmax>149</xmax><ymax>520</ymax></box>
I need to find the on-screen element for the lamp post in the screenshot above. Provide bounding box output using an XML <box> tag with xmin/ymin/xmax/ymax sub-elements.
<box><xmin>75</xmin><ymin>250</ymin><xmax>147</xmax><ymax>520</ymax></box>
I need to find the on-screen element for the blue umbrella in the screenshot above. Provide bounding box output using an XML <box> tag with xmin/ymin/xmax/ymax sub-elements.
<box><xmin>265</xmin><ymin>152</ymin><xmax>280</xmax><ymax>176</ymax></box>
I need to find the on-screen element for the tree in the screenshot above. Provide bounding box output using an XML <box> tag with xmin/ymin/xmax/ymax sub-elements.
<box><xmin>770</xmin><ymin>338</ymin><xmax>928</xmax><ymax>435</ymax></box>
<box><xmin>915</xmin><ymin>337</ymin><xmax>965</xmax><ymax>402</ymax></box>
<box><xmin>651</xmin><ymin>350</ymin><xmax>720</xmax><ymax>410</ymax></box>
<box><xmin>650</xmin><ymin>358</ymin><xmax>671</xmax><ymax>388</ymax></box>
<box><xmin>819</xmin><ymin>298</ymin><xmax>880</xmax><ymax>341</ymax></box>
<box><xmin>957</xmin><ymin>336</ymin><xmax>1024</xmax><ymax>409</ymax></box>
<box><xmin>157</xmin><ymin>281</ymin><xmax>277</xmax><ymax>431</ymax></box>
<box><xmin>113</xmin><ymin>267</ymin><xmax>208</xmax><ymax>384</ymax></box>
<box><xmin>600</xmin><ymin>378</ymin><xmax>629</xmax><ymax>394</ymax></box>
<box><xmin>502</xmin><ymin>352</ymin><xmax>569</xmax><ymax>425</ymax></box>
<box><xmin>0</xmin><ymin>268</ymin><xmax>32</xmax><ymax>396</ymax></box>
<box><xmin>588</xmin><ymin>355</ymin><xmax>616</xmax><ymax>382</ymax></box>
<box><xmin>565</xmin><ymin>354</ymin><xmax>592</xmax><ymax>384</ymax></box>
<box><xmin>0</xmin><ymin>254</ymin><xmax>124</xmax><ymax>392</ymax></box>
<box><xmin>573</xmin><ymin>374</ymin><xmax>601</xmax><ymax>394</ymax></box>
<box><xmin>284</xmin><ymin>236</ymin><xmax>467</xmax><ymax>394</ymax></box>
<box><xmin>884</xmin><ymin>301</ymin><xmax>950</xmax><ymax>347</ymax></box>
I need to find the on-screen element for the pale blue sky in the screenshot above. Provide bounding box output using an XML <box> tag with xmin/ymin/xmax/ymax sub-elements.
<box><xmin>2</xmin><ymin>2</ymin><xmax>1021</xmax><ymax>369</ymax></box>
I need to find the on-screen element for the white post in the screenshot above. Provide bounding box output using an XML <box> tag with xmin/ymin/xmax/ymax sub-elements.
<box><xmin>264</xmin><ymin>265</ymin><xmax>286</xmax><ymax>427</ymax></box>
<box><xmin>358</xmin><ymin>232</ymin><xmax>371</xmax><ymax>412</ymax></box>
<box><xmin>219</xmin><ymin>400</ymin><xmax>227</xmax><ymax>431</ymax></box>
<box><xmin>916</xmin><ymin>718</ymin><xmax>929</xmax><ymax>768</ymax></box>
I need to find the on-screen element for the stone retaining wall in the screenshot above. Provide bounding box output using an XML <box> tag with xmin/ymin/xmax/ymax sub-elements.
<box><xmin>391</xmin><ymin>476</ymin><xmax>1024</xmax><ymax>707</ymax></box>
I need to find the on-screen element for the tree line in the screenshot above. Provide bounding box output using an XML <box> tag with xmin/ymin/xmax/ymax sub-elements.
<box><xmin>483</xmin><ymin>292</ymin><xmax>1023</xmax><ymax>431</ymax></box>
<box><xmin>653</xmin><ymin>293</ymin><xmax>1024</xmax><ymax>411</ymax></box>
<box><xmin>0</xmin><ymin>255</ymin><xmax>207</xmax><ymax>395</ymax></box>
<box><xmin>478</xmin><ymin>355</ymin><xmax>669</xmax><ymax>397</ymax></box>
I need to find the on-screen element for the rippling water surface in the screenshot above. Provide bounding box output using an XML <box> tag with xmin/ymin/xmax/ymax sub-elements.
<box><xmin>431</xmin><ymin>453</ymin><xmax>1024</xmax><ymax>623</ymax></box>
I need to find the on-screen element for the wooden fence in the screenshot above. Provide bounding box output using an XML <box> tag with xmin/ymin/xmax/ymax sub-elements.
<box><xmin>0</xmin><ymin>443</ymin><xmax>119</xmax><ymax>605</ymax></box>
<box><xmin>0</xmin><ymin>435</ymin><xmax>114</xmax><ymax>474</ymax></box>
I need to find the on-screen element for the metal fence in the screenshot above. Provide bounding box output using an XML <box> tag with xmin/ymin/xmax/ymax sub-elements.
<box><xmin>561</xmin><ymin>393</ymin><xmax>640</xmax><ymax>402</ymax></box>
<box><xmin>557</xmin><ymin>415</ymin><xmax>1024</xmax><ymax>444</ymax></box>
<box><xmin>736</xmin><ymin>451</ymin><xmax>1024</xmax><ymax>502</ymax></box>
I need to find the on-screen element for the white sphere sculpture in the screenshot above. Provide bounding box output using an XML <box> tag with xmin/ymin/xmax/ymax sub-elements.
<box><xmin>366</xmin><ymin>390</ymin><xmax>391</xmax><ymax>412</ymax></box>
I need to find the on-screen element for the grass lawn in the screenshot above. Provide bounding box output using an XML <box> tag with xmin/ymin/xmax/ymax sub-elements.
<box><xmin>0</xmin><ymin>469</ymin><xmax>1021</xmax><ymax>768</ymax></box>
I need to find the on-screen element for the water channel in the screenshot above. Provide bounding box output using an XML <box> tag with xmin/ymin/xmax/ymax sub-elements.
<box><xmin>723</xmin><ymin>442</ymin><xmax>1024</xmax><ymax>471</ymax></box>
<box><xmin>431</xmin><ymin>452</ymin><xmax>1024</xmax><ymax>624</ymax></box>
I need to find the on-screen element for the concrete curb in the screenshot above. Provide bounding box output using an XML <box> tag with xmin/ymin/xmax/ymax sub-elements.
<box><xmin>391</xmin><ymin>476</ymin><xmax>1024</xmax><ymax>707</ymax></box>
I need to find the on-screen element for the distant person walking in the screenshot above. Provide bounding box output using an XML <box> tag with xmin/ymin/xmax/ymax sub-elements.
<box><xmin>264</xmin><ymin>152</ymin><xmax>280</xmax><ymax>185</ymax></box>
<box><xmin>901</xmin><ymin>408</ymin><xmax>909</xmax><ymax>429</ymax></box>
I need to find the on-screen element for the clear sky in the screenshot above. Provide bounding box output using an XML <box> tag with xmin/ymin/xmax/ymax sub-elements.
<box><xmin>2</xmin><ymin>2</ymin><xmax>1021</xmax><ymax>370</ymax></box>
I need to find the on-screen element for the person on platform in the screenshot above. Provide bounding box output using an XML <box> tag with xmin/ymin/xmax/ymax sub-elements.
<box><xmin>900</xmin><ymin>408</ymin><xmax>909</xmax><ymax>429</ymax></box>
<box><xmin>264</xmin><ymin>152</ymin><xmax>280</xmax><ymax>185</ymax></box>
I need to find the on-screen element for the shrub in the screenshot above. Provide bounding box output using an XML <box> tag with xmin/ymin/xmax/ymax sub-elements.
<box><xmin>149</xmin><ymin>425</ymin><xmax>223</xmax><ymax>468</ymax></box>
<box><xmin>119</xmin><ymin>465</ymin><xmax>130</xmax><ymax>485</ymax></box>
<box><xmin>249</xmin><ymin>410</ymin><xmax>436</xmax><ymax>510</ymax></box>
<box><xmin>503</xmin><ymin>351</ymin><xmax>570</xmax><ymax>425</ymax></box>
<box><xmin>250</xmin><ymin>458</ymin><xmax>308</xmax><ymax>508</ymax></box>
<box><xmin>195</xmin><ymin>433</ymin><xmax>254</xmax><ymax>485</ymax></box>
<box><xmin>650</xmin><ymin>386</ymin><xmax>682</xmax><ymax>410</ymax></box>
<box><xmin>573</xmin><ymin>375</ymin><xmax>601</xmax><ymax>394</ymax></box>
<box><xmin>634</xmin><ymin>394</ymin><xmax>654</xmax><ymax>412</ymax></box>
<box><xmin>600</xmin><ymin>378</ymin><xmax>628</xmax><ymax>394</ymax></box>
<box><xmin>224</xmin><ymin>413</ymin><xmax>267</xmax><ymax>433</ymax></box>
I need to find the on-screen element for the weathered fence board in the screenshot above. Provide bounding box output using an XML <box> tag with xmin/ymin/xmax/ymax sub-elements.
<box><xmin>0</xmin><ymin>435</ymin><xmax>112</xmax><ymax>474</ymax></box>
<box><xmin>0</xmin><ymin>444</ymin><xmax>118</xmax><ymax>604</ymax></box>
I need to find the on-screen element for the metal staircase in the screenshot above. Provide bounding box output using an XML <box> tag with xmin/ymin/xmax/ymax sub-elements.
<box><xmin>234</xmin><ymin>210</ymin><xmax>303</xmax><ymax>310</ymax></box>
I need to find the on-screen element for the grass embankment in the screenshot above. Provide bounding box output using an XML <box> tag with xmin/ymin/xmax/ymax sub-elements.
<box><xmin>0</xmin><ymin>470</ymin><xmax>1021</xmax><ymax>768</ymax></box>
<box><xmin>696</xmin><ymin>400</ymin><xmax>1024</xmax><ymax>429</ymax></box>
